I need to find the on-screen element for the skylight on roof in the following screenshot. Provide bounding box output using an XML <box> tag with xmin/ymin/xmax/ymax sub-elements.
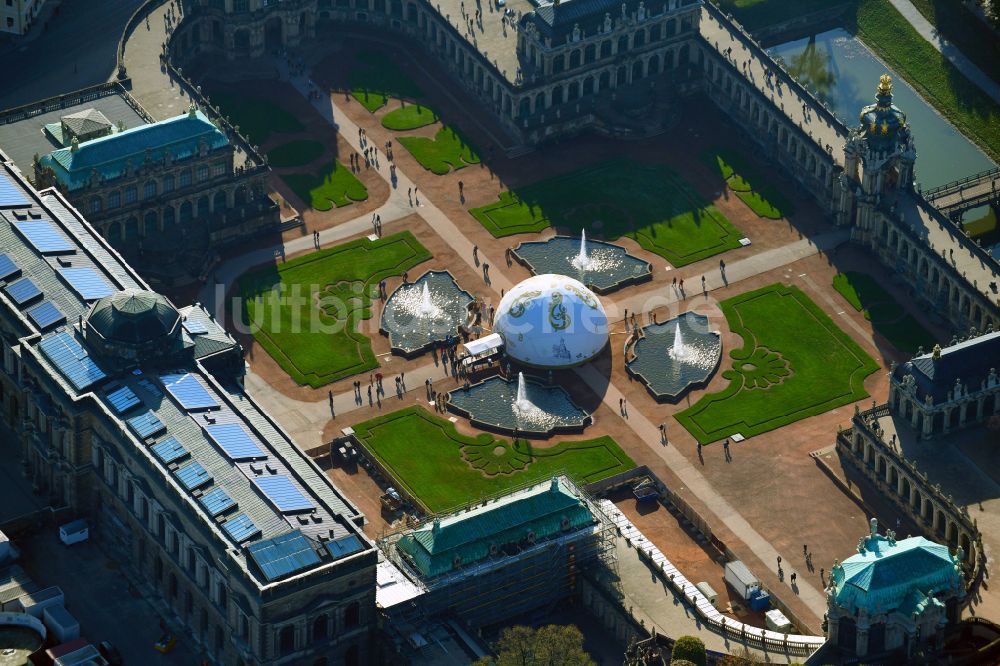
<box><xmin>105</xmin><ymin>384</ymin><xmax>140</xmax><ymax>414</ymax></box>
<box><xmin>127</xmin><ymin>410</ymin><xmax>166</xmax><ymax>439</ymax></box>
<box><xmin>38</xmin><ymin>331</ymin><xmax>107</xmax><ymax>392</ymax></box>
<box><xmin>254</xmin><ymin>475</ymin><xmax>314</xmax><ymax>513</ymax></box>
<box><xmin>247</xmin><ymin>530</ymin><xmax>321</xmax><ymax>582</ymax></box>
<box><xmin>0</xmin><ymin>172</ymin><xmax>30</xmax><ymax>208</ymax></box>
<box><xmin>199</xmin><ymin>487</ymin><xmax>236</xmax><ymax>517</ymax></box>
<box><xmin>58</xmin><ymin>267</ymin><xmax>115</xmax><ymax>301</ymax></box>
<box><xmin>26</xmin><ymin>301</ymin><xmax>65</xmax><ymax>330</ymax></box>
<box><xmin>182</xmin><ymin>318</ymin><xmax>208</xmax><ymax>335</ymax></box>
<box><xmin>4</xmin><ymin>277</ymin><xmax>42</xmax><ymax>306</ymax></box>
<box><xmin>204</xmin><ymin>423</ymin><xmax>266</xmax><ymax>461</ymax></box>
<box><xmin>175</xmin><ymin>461</ymin><xmax>212</xmax><ymax>490</ymax></box>
<box><xmin>161</xmin><ymin>372</ymin><xmax>218</xmax><ymax>411</ymax></box>
<box><xmin>0</xmin><ymin>254</ymin><xmax>19</xmax><ymax>282</ymax></box>
<box><xmin>222</xmin><ymin>513</ymin><xmax>260</xmax><ymax>544</ymax></box>
<box><xmin>13</xmin><ymin>220</ymin><xmax>74</xmax><ymax>254</ymax></box>
<box><xmin>151</xmin><ymin>436</ymin><xmax>189</xmax><ymax>465</ymax></box>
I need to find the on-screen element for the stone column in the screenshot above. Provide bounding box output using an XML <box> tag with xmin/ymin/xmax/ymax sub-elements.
<box><xmin>959</xmin><ymin>400</ymin><xmax>968</xmax><ymax>426</ymax></box>
<box><xmin>856</xmin><ymin>625</ymin><xmax>870</xmax><ymax>658</ymax></box>
<box><xmin>896</xmin><ymin>472</ymin><xmax>905</xmax><ymax>497</ymax></box>
<box><xmin>922</xmin><ymin>409</ymin><xmax>933</xmax><ymax>438</ymax></box>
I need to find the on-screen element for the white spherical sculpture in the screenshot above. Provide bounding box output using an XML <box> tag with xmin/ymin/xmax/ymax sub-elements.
<box><xmin>494</xmin><ymin>274</ymin><xmax>609</xmax><ymax>368</ymax></box>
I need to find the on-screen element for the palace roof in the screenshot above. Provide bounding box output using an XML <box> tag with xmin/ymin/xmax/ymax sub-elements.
<box><xmin>895</xmin><ymin>331</ymin><xmax>1000</xmax><ymax>402</ymax></box>
<box><xmin>396</xmin><ymin>477</ymin><xmax>595</xmax><ymax>578</ymax></box>
<box><xmin>38</xmin><ymin>109</ymin><xmax>229</xmax><ymax>190</ymax></box>
<box><xmin>831</xmin><ymin>526</ymin><xmax>961</xmax><ymax>615</ymax></box>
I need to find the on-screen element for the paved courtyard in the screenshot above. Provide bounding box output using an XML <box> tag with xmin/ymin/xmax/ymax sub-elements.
<box><xmin>111</xmin><ymin>18</ymin><xmax>986</xmax><ymax>654</ymax></box>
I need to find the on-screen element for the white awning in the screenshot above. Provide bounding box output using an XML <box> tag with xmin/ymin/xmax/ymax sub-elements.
<box><xmin>462</xmin><ymin>333</ymin><xmax>503</xmax><ymax>357</ymax></box>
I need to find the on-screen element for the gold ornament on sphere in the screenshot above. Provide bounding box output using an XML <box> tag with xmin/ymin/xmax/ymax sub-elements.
<box><xmin>877</xmin><ymin>74</ymin><xmax>893</xmax><ymax>97</ymax></box>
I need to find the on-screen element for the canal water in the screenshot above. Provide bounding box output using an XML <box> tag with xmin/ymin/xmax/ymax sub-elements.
<box><xmin>767</xmin><ymin>29</ymin><xmax>995</xmax><ymax>191</ymax></box>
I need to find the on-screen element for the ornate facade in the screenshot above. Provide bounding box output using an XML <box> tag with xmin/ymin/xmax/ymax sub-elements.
<box><xmin>0</xmin><ymin>160</ymin><xmax>374</xmax><ymax>666</ymax></box>
<box><xmin>34</xmin><ymin>105</ymin><xmax>277</xmax><ymax>285</ymax></box>
<box><xmin>888</xmin><ymin>333</ymin><xmax>1000</xmax><ymax>438</ymax></box>
<box><xmin>825</xmin><ymin>519</ymin><xmax>965</xmax><ymax>660</ymax></box>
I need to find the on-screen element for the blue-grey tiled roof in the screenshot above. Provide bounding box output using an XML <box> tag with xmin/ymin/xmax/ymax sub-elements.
<box><xmin>38</xmin><ymin>110</ymin><xmax>229</xmax><ymax>191</ymax></box>
<box><xmin>896</xmin><ymin>331</ymin><xmax>1000</xmax><ymax>401</ymax></box>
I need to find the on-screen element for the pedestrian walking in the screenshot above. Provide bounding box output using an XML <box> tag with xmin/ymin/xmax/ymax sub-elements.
<box><xmin>472</xmin><ymin>245</ymin><xmax>478</xmax><ymax>261</ymax></box>
<box><xmin>791</xmin><ymin>572</ymin><xmax>797</xmax><ymax>584</ymax></box>
<box><xmin>803</xmin><ymin>544</ymin><xmax>808</xmax><ymax>556</ymax></box>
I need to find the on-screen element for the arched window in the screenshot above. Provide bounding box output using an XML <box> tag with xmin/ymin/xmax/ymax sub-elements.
<box><xmin>124</xmin><ymin>186</ymin><xmax>137</xmax><ymax>205</ymax></box>
<box><xmin>162</xmin><ymin>205</ymin><xmax>175</xmax><ymax>229</ymax></box>
<box><xmin>197</xmin><ymin>165</ymin><xmax>209</xmax><ymax>181</ymax></box>
<box><xmin>143</xmin><ymin>211</ymin><xmax>158</xmax><ymax>234</ymax></box>
<box><xmin>107</xmin><ymin>191</ymin><xmax>121</xmax><ymax>209</ymax></box>
<box><xmin>180</xmin><ymin>201</ymin><xmax>193</xmax><ymax>224</ymax></box>
<box><xmin>278</xmin><ymin>625</ymin><xmax>295</xmax><ymax>655</ymax></box>
<box><xmin>169</xmin><ymin>573</ymin><xmax>178</xmax><ymax>599</ymax></box>
<box><xmin>179</xmin><ymin>169</ymin><xmax>192</xmax><ymax>187</ymax></box>
<box><xmin>124</xmin><ymin>217</ymin><xmax>139</xmax><ymax>240</ymax></box>
<box><xmin>144</xmin><ymin>180</ymin><xmax>157</xmax><ymax>199</ymax></box>
<box><xmin>617</xmin><ymin>35</ymin><xmax>628</xmax><ymax>53</ymax></box>
<box><xmin>197</xmin><ymin>196</ymin><xmax>209</xmax><ymax>218</ymax></box>
<box><xmin>312</xmin><ymin>614</ymin><xmax>328</xmax><ymax>641</ymax></box>
<box><xmin>345</xmin><ymin>602</ymin><xmax>360</xmax><ymax>628</ymax></box>
<box><xmin>163</xmin><ymin>175</ymin><xmax>175</xmax><ymax>193</ymax></box>
<box><xmin>214</xmin><ymin>190</ymin><xmax>227</xmax><ymax>212</ymax></box>
<box><xmin>89</xmin><ymin>196</ymin><xmax>102</xmax><ymax>214</ymax></box>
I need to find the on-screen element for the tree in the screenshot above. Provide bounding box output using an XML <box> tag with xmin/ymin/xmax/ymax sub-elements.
<box><xmin>473</xmin><ymin>624</ymin><xmax>595</xmax><ymax>666</ymax></box>
<box><xmin>671</xmin><ymin>635</ymin><xmax>707</xmax><ymax>666</ymax></box>
<box><xmin>717</xmin><ymin>647</ymin><xmax>766</xmax><ymax>665</ymax></box>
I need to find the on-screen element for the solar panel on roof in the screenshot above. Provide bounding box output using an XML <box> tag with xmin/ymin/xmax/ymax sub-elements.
<box><xmin>175</xmin><ymin>462</ymin><xmax>211</xmax><ymax>490</ymax></box>
<box><xmin>161</xmin><ymin>373</ymin><xmax>218</xmax><ymax>411</ymax></box>
<box><xmin>127</xmin><ymin>410</ymin><xmax>166</xmax><ymax>439</ymax></box>
<box><xmin>58</xmin><ymin>267</ymin><xmax>115</xmax><ymax>301</ymax></box>
<box><xmin>151</xmin><ymin>436</ymin><xmax>189</xmax><ymax>464</ymax></box>
<box><xmin>0</xmin><ymin>254</ymin><xmax>19</xmax><ymax>282</ymax></box>
<box><xmin>104</xmin><ymin>384</ymin><xmax>140</xmax><ymax>414</ymax></box>
<box><xmin>0</xmin><ymin>172</ymin><xmax>30</xmax><ymax>207</ymax></box>
<box><xmin>254</xmin><ymin>475</ymin><xmax>314</xmax><ymax>513</ymax></box>
<box><xmin>182</xmin><ymin>319</ymin><xmax>208</xmax><ymax>335</ymax></box>
<box><xmin>222</xmin><ymin>513</ymin><xmax>260</xmax><ymax>544</ymax></box>
<box><xmin>326</xmin><ymin>534</ymin><xmax>365</xmax><ymax>560</ymax></box>
<box><xmin>4</xmin><ymin>277</ymin><xmax>42</xmax><ymax>306</ymax></box>
<box><xmin>199</xmin><ymin>487</ymin><xmax>236</xmax><ymax>517</ymax></box>
<box><xmin>26</xmin><ymin>301</ymin><xmax>65</xmax><ymax>330</ymax></box>
<box><xmin>13</xmin><ymin>220</ymin><xmax>74</xmax><ymax>254</ymax></box>
<box><xmin>247</xmin><ymin>530</ymin><xmax>321</xmax><ymax>582</ymax></box>
<box><xmin>38</xmin><ymin>331</ymin><xmax>107</xmax><ymax>391</ymax></box>
<box><xmin>204</xmin><ymin>423</ymin><xmax>266</xmax><ymax>460</ymax></box>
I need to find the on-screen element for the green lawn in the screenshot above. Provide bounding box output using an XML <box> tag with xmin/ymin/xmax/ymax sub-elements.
<box><xmin>907</xmin><ymin>0</ymin><xmax>1000</xmax><ymax>92</ymax></box>
<box><xmin>676</xmin><ymin>284</ymin><xmax>880</xmax><ymax>444</ymax></box>
<box><xmin>267</xmin><ymin>140</ymin><xmax>325</xmax><ymax>168</ymax></box>
<box><xmin>239</xmin><ymin>232</ymin><xmax>431</xmax><ymax>387</ymax></box>
<box><xmin>281</xmin><ymin>160</ymin><xmax>368</xmax><ymax>211</ymax></box>
<box><xmin>398</xmin><ymin>126</ymin><xmax>480</xmax><ymax>174</ymax></box>
<box><xmin>202</xmin><ymin>89</ymin><xmax>304</xmax><ymax>144</ymax></box>
<box><xmin>853</xmin><ymin>0</ymin><xmax>1000</xmax><ymax>163</ymax></box>
<box><xmin>470</xmin><ymin>161</ymin><xmax>745</xmax><ymax>267</ymax></box>
<box><xmin>702</xmin><ymin>148</ymin><xmax>792</xmax><ymax>220</ymax></box>
<box><xmin>352</xmin><ymin>407</ymin><xmax>635</xmax><ymax>512</ymax></box>
<box><xmin>349</xmin><ymin>50</ymin><xmax>424</xmax><ymax>112</ymax></box>
<box><xmin>381</xmin><ymin>104</ymin><xmax>438</xmax><ymax>130</ymax></box>
<box><xmin>832</xmin><ymin>272</ymin><xmax>936</xmax><ymax>353</ymax></box>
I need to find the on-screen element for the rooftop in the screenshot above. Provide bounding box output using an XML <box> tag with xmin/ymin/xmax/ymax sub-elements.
<box><xmin>0</xmin><ymin>90</ymin><xmax>147</xmax><ymax>182</ymax></box>
<box><xmin>396</xmin><ymin>476</ymin><xmax>596</xmax><ymax>578</ymax></box>
<box><xmin>38</xmin><ymin>108</ymin><xmax>229</xmax><ymax>190</ymax></box>
<box><xmin>0</xmin><ymin>160</ymin><xmax>371</xmax><ymax>588</ymax></box>
<box><xmin>894</xmin><ymin>331</ymin><xmax>1000</xmax><ymax>402</ymax></box>
<box><xmin>830</xmin><ymin>519</ymin><xmax>962</xmax><ymax>614</ymax></box>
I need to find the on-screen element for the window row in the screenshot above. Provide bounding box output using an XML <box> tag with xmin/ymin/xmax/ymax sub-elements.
<box><xmin>86</xmin><ymin>162</ymin><xmax>226</xmax><ymax>214</ymax></box>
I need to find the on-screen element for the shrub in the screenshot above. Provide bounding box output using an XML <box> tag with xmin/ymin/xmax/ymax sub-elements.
<box><xmin>671</xmin><ymin>635</ymin><xmax>707</xmax><ymax>666</ymax></box>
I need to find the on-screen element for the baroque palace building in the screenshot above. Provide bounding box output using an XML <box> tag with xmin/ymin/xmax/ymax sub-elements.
<box><xmin>168</xmin><ymin>0</ymin><xmax>998</xmax><ymax>328</ymax></box>
<box><xmin>32</xmin><ymin>104</ymin><xmax>277</xmax><ymax>285</ymax></box>
<box><xmin>0</xmin><ymin>156</ymin><xmax>373</xmax><ymax>666</ymax></box>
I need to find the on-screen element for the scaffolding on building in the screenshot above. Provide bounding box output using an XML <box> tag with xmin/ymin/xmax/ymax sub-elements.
<box><xmin>376</xmin><ymin>476</ymin><xmax>618</xmax><ymax>634</ymax></box>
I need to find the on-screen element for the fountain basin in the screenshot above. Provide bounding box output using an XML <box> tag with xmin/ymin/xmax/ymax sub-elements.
<box><xmin>447</xmin><ymin>375</ymin><xmax>592</xmax><ymax>437</ymax></box>
<box><xmin>625</xmin><ymin>312</ymin><xmax>722</xmax><ymax>403</ymax></box>
<box><xmin>380</xmin><ymin>270</ymin><xmax>474</xmax><ymax>357</ymax></box>
<box><xmin>512</xmin><ymin>236</ymin><xmax>652</xmax><ymax>294</ymax></box>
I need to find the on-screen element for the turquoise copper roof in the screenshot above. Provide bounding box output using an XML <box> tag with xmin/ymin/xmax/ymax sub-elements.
<box><xmin>38</xmin><ymin>109</ymin><xmax>228</xmax><ymax>191</ymax></box>
<box><xmin>396</xmin><ymin>477</ymin><xmax>595</xmax><ymax>578</ymax></box>
<box><xmin>831</xmin><ymin>522</ymin><xmax>962</xmax><ymax>615</ymax></box>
